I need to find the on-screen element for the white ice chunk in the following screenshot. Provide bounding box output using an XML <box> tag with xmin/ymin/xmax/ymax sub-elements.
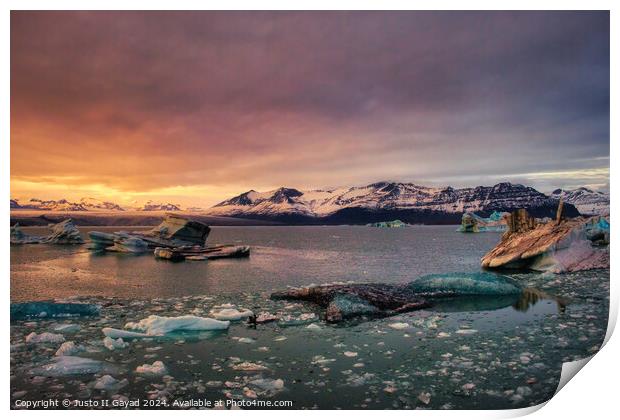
<box><xmin>53</xmin><ymin>324</ymin><xmax>81</xmax><ymax>333</ymax></box>
<box><xmin>55</xmin><ymin>341</ymin><xmax>85</xmax><ymax>356</ymax></box>
<box><xmin>93</xmin><ymin>375</ymin><xmax>128</xmax><ymax>392</ymax></box>
<box><xmin>103</xmin><ymin>337</ymin><xmax>129</xmax><ymax>350</ymax></box>
<box><xmin>210</xmin><ymin>308</ymin><xmax>253</xmax><ymax>321</ymax></box>
<box><xmin>135</xmin><ymin>361</ymin><xmax>168</xmax><ymax>376</ymax></box>
<box><xmin>26</xmin><ymin>332</ymin><xmax>65</xmax><ymax>344</ymax></box>
<box><xmin>124</xmin><ymin>315</ymin><xmax>230</xmax><ymax>336</ymax></box>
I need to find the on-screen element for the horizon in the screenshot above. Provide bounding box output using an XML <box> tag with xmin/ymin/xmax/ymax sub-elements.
<box><xmin>10</xmin><ymin>179</ymin><xmax>608</xmax><ymax>209</ymax></box>
<box><xmin>11</xmin><ymin>11</ymin><xmax>609</xmax><ymax>208</ymax></box>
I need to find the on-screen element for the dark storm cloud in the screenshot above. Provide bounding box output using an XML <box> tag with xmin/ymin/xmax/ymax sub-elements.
<box><xmin>10</xmin><ymin>11</ymin><xmax>609</xmax><ymax>204</ymax></box>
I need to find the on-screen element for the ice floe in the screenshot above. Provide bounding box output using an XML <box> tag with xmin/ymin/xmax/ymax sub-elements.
<box><xmin>209</xmin><ymin>306</ymin><xmax>253</xmax><ymax>321</ymax></box>
<box><xmin>103</xmin><ymin>337</ymin><xmax>129</xmax><ymax>350</ymax></box>
<box><xmin>31</xmin><ymin>356</ymin><xmax>116</xmax><ymax>377</ymax></box>
<box><xmin>92</xmin><ymin>375</ymin><xmax>129</xmax><ymax>392</ymax></box>
<box><xmin>136</xmin><ymin>360</ymin><xmax>168</xmax><ymax>376</ymax></box>
<box><xmin>26</xmin><ymin>332</ymin><xmax>65</xmax><ymax>344</ymax></box>
<box><xmin>55</xmin><ymin>341</ymin><xmax>85</xmax><ymax>356</ymax></box>
<box><xmin>122</xmin><ymin>315</ymin><xmax>230</xmax><ymax>336</ymax></box>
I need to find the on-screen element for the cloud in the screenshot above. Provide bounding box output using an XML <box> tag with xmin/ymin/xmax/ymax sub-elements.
<box><xmin>10</xmin><ymin>11</ymin><xmax>609</xmax><ymax>205</ymax></box>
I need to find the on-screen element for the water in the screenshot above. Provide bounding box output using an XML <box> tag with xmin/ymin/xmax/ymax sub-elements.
<box><xmin>10</xmin><ymin>226</ymin><xmax>609</xmax><ymax>409</ymax></box>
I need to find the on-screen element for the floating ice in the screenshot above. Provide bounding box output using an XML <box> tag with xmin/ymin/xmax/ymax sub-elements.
<box><xmin>136</xmin><ymin>360</ymin><xmax>168</xmax><ymax>376</ymax></box>
<box><xmin>248</xmin><ymin>378</ymin><xmax>285</xmax><ymax>397</ymax></box>
<box><xmin>53</xmin><ymin>324</ymin><xmax>81</xmax><ymax>333</ymax></box>
<box><xmin>232</xmin><ymin>362</ymin><xmax>269</xmax><ymax>371</ymax></box>
<box><xmin>26</xmin><ymin>332</ymin><xmax>65</xmax><ymax>344</ymax></box>
<box><xmin>343</xmin><ymin>351</ymin><xmax>358</xmax><ymax>357</ymax></box>
<box><xmin>55</xmin><ymin>341</ymin><xmax>85</xmax><ymax>356</ymax></box>
<box><xmin>11</xmin><ymin>302</ymin><xmax>101</xmax><ymax>320</ymax></box>
<box><xmin>388</xmin><ymin>322</ymin><xmax>409</xmax><ymax>330</ymax></box>
<box><xmin>458</xmin><ymin>212</ymin><xmax>507</xmax><ymax>233</ymax></box>
<box><xmin>406</xmin><ymin>272</ymin><xmax>522</xmax><ymax>296</ymax></box>
<box><xmin>31</xmin><ymin>356</ymin><xmax>116</xmax><ymax>377</ymax></box>
<box><xmin>103</xmin><ymin>337</ymin><xmax>129</xmax><ymax>350</ymax></box>
<box><xmin>278</xmin><ymin>313</ymin><xmax>319</xmax><ymax>326</ymax></box>
<box><xmin>92</xmin><ymin>375</ymin><xmax>128</xmax><ymax>392</ymax></box>
<box><xmin>122</xmin><ymin>315</ymin><xmax>230</xmax><ymax>336</ymax></box>
<box><xmin>209</xmin><ymin>307</ymin><xmax>253</xmax><ymax>321</ymax></box>
<box><xmin>102</xmin><ymin>328</ymin><xmax>150</xmax><ymax>339</ymax></box>
<box><xmin>255</xmin><ymin>312</ymin><xmax>279</xmax><ymax>323</ymax></box>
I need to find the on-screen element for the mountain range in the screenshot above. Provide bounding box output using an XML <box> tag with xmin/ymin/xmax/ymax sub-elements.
<box><xmin>550</xmin><ymin>187</ymin><xmax>609</xmax><ymax>216</ymax></box>
<box><xmin>10</xmin><ymin>182</ymin><xmax>609</xmax><ymax>224</ymax></box>
<box><xmin>207</xmin><ymin>182</ymin><xmax>585</xmax><ymax>224</ymax></box>
<box><xmin>10</xmin><ymin>198</ymin><xmax>180</xmax><ymax>212</ymax></box>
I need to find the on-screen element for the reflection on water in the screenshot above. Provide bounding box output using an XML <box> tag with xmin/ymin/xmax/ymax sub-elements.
<box><xmin>514</xmin><ymin>288</ymin><xmax>567</xmax><ymax>313</ymax></box>
<box><xmin>429</xmin><ymin>288</ymin><xmax>565</xmax><ymax>317</ymax></box>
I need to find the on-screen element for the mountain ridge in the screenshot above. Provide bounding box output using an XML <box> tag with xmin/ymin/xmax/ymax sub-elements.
<box><xmin>207</xmin><ymin>181</ymin><xmax>582</xmax><ymax>224</ymax></box>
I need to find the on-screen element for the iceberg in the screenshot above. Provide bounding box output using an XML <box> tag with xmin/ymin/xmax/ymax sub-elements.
<box><xmin>11</xmin><ymin>302</ymin><xmax>101</xmax><ymax>320</ymax></box>
<box><xmin>406</xmin><ymin>272</ymin><xmax>522</xmax><ymax>297</ymax></box>
<box><xmin>106</xmin><ymin>236</ymin><xmax>149</xmax><ymax>253</ymax></box>
<box><xmin>123</xmin><ymin>315</ymin><xmax>230</xmax><ymax>336</ymax></box>
<box><xmin>458</xmin><ymin>212</ymin><xmax>508</xmax><ymax>233</ymax></box>
<box><xmin>366</xmin><ymin>220</ymin><xmax>408</xmax><ymax>228</ymax></box>
<box><xmin>10</xmin><ymin>219</ymin><xmax>84</xmax><ymax>245</ymax></box>
<box><xmin>88</xmin><ymin>214</ymin><xmax>211</xmax><ymax>253</ymax></box>
<box><xmin>10</xmin><ymin>223</ymin><xmax>42</xmax><ymax>244</ymax></box>
<box><xmin>272</xmin><ymin>272</ymin><xmax>522</xmax><ymax>323</ymax></box>
<box><xmin>31</xmin><ymin>356</ymin><xmax>117</xmax><ymax>377</ymax></box>
<box><xmin>481</xmin><ymin>209</ymin><xmax>610</xmax><ymax>273</ymax></box>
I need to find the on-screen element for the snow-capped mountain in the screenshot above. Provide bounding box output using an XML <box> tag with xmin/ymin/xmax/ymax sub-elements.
<box><xmin>78</xmin><ymin>197</ymin><xmax>125</xmax><ymax>211</ymax></box>
<box><xmin>550</xmin><ymin>187</ymin><xmax>609</xmax><ymax>216</ymax></box>
<box><xmin>208</xmin><ymin>182</ymin><xmax>579</xmax><ymax>224</ymax></box>
<box><xmin>137</xmin><ymin>201</ymin><xmax>182</xmax><ymax>212</ymax></box>
<box><xmin>11</xmin><ymin>198</ymin><xmax>125</xmax><ymax>212</ymax></box>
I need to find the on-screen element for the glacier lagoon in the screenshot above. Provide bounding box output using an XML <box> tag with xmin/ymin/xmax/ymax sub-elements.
<box><xmin>10</xmin><ymin>225</ymin><xmax>609</xmax><ymax>409</ymax></box>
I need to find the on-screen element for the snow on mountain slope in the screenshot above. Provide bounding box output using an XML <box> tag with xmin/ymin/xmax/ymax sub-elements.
<box><xmin>208</xmin><ymin>181</ymin><xmax>570</xmax><ymax>222</ymax></box>
<box><xmin>137</xmin><ymin>201</ymin><xmax>182</xmax><ymax>211</ymax></box>
<box><xmin>11</xmin><ymin>198</ymin><xmax>125</xmax><ymax>212</ymax></box>
<box><xmin>550</xmin><ymin>187</ymin><xmax>609</xmax><ymax>216</ymax></box>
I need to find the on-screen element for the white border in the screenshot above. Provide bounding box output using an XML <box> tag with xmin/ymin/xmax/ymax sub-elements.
<box><xmin>3</xmin><ymin>2</ymin><xmax>617</xmax><ymax>419</ymax></box>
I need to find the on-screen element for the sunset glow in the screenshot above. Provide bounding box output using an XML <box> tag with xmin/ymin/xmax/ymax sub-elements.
<box><xmin>11</xmin><ymin>11</ymin><xmax>610</xmax><ymax>207</ymax></box>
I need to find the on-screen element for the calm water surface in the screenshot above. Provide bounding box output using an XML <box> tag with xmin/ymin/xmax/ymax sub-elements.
<box><xmin>10</xmin><ymin>226</ymin><xmax>609</xmax><ymax>409</ymax></box>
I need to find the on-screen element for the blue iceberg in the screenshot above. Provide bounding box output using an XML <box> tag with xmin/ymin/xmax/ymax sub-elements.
<box><xmin>406</xmin><ymin>272</ymin><xmax>522</xmax><ymax>297</ymax></box>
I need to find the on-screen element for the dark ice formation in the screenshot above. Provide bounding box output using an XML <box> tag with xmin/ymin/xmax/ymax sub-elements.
<box><xmin>271</xmin><ymin>272</ymin><xmax>522</xmax><ymax>322</ymax></box>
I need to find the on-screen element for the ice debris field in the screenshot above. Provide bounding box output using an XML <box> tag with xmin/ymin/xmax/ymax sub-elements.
<box><xmin>10</xmin><ymin>269</ymin><xmax>608</xmax><ymax>410</ymax></box>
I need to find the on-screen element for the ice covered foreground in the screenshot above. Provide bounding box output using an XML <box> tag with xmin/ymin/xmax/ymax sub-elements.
<box><xmin>104</xmin><ymin>315</ymin><xmax>230</xmax><ymax>338</ymax></box>
<box><xmin>10</xmin><ymin>302</ymin><xmax>101</xmax><ymax>320</ymax></box>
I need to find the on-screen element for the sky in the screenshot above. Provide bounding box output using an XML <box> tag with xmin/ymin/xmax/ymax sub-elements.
<box><xmin>11</xmin><ymin>11</ymin><xmax>610</xmax><ymax>208</ymax></box>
